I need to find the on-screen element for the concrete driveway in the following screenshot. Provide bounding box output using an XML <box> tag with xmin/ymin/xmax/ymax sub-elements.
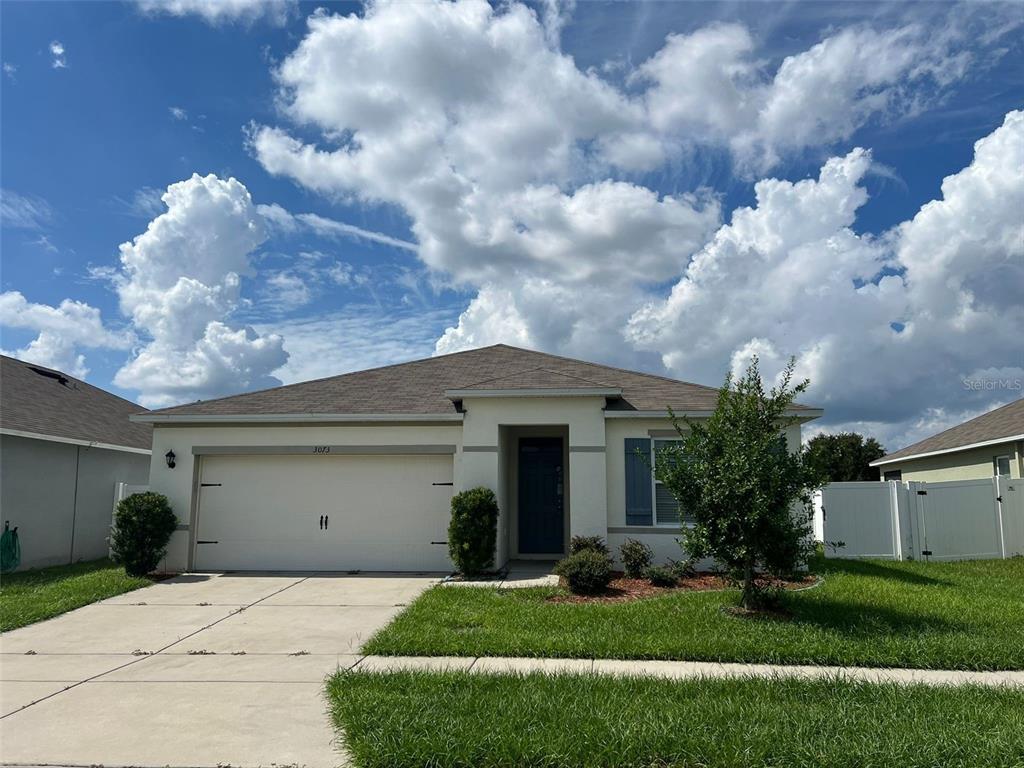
<box><xmin>0</xmin><ymin>571</ymin><xmax>439</xmax><ymax>767</ymax></box>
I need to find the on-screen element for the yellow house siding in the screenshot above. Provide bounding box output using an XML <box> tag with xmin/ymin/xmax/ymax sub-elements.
<box><xmin>888</xmin><ymin>440</ymin><xmax>1022</xmax><ymax>482</ymax></box>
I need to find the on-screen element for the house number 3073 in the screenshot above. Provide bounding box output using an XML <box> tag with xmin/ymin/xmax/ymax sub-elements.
<box><xmin>312</xmin><ymin>446</ymin><xmax>331</xmax><ymax>454</ymax></box>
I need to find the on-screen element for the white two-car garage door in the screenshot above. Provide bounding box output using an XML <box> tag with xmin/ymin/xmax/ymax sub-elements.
<box><xmin>193</xmin><ymin>453</ymin><xmax>454</xmax><ymax>572</ymax></box>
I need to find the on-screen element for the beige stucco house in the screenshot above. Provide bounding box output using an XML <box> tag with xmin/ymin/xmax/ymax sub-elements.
<box><xmin>134</xmin><ymin>344</ymin><xmax>821</xmax><ymax>573</ymax></box>
<box><xmin>870</xmin><ymin>398</ymin><xmax>1023</xmax><ymax>483</ymax></box>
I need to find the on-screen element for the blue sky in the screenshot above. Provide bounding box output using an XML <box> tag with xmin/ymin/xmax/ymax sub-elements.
<box><xmin>1</xmin><ymin>0</ymin><xmax>1021</xmax><ymax>449</ymax></box>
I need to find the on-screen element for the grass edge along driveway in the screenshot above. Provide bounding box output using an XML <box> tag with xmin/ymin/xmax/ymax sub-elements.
<box><xmin>364</xmin><ymin>556</ymin><xmax>1024</xmax><ymax>670</ymax></box>
<box><xmin>0</xmin><ymin>558</ymin><xmax>150</xmax><ymax>632</ymax></box>
<box><xmin>329</xmin><ymin>670</ymin><xmax>1024</xmax><ymax>768</ymax></box>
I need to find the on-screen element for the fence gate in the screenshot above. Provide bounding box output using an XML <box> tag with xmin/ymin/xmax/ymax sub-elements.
<box><xmin>998</xmin><ymin>475</ymin><xmax>1024</xmax><ymax>557</ymax></box>
<box><xmin>820</xmin><ymin>481</ymin><xmax>904</xmax><ymax>560</ymax></box>
<box><xmin>909</xmin><ymin>479</ymin><xmax>1004</xmax><ymax>561</ymax></box>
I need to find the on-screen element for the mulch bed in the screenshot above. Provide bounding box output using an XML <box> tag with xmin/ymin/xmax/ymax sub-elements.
<box><xmin>548</xmin><ymin>572</ymin><xmax>818</xmax><ymax>604</ymax></box>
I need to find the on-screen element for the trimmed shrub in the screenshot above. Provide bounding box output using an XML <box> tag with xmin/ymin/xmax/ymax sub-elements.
<box><xmin>569</xmin><ymin>535</ymin><xmax>609</xmax><ymax>558</ymax></box>
<box><xmin>646</xmin><ymin>565</ymin><xmax>678</xmax><ymax>588</ymax></box>
<box><xmin>670</xmin><ymin>556</ymin><xmax>697</xmax><ymax>580</ymax></box>
<box><xmin>619</xmin><ymin>538</ymin><xmax>653</xmax><ymax>578</ymax></box>
<box><xmin>554</xmin><ymin>550</ymin><xmax>612</xmax><ymax>595</ymax></box>
<box><xmin>110</xmin><ymin>492</ymin><xmax>177</xmax><ymax>577</ymax></box>
<box><xmin>448</xmin><ymin>487</ymin><xmax>499</xmax><ymax>576</ymax></box>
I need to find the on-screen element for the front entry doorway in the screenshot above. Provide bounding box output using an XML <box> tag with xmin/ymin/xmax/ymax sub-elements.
<box><xmin>517</xmin><ymin>437</ymin><xmax>565</xmax><ymax>555</ymax></box>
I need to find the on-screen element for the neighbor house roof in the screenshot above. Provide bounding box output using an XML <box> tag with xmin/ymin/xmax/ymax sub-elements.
<box><xmin>136</xmin><ymin>344</ymin><xmax>821</xmax><ymax>422</ymax></box>
<box><xmin>1</xmin><ymin>355</ymin><xmax>152</xmax><ymax>452</ymax></box>
<box><xmin>871</xmin><ymin>397</ymin><xmax>1024</xmax><ymax>466</ymax></box>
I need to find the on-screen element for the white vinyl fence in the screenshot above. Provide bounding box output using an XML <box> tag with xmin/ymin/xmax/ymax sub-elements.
<box><xmin>109</xmin><ymin>482</ymin><xmax>150</xmax><ymax>555</ymax></box>
<box><xmin>818</xmin><ymin>476</ymin><xmax>1023</xmax><ymax>562</ymax></box>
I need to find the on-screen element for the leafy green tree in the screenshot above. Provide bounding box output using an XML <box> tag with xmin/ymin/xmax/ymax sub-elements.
<box><xmin>805</xmin><ymin>432</ymin><xmax>885</xmax><ymax>482</ymax></box>
<box><xmin>656</xmin><ymin>357</ymin><xmax>825</xmax><ymax>609</ymax></box>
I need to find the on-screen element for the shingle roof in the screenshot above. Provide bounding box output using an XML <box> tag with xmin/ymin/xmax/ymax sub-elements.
<box><xmin>142</xmin><ymin>344</ymin><xmax>819</xmax><ymax>419</ymax></box>
<box><xmin>874</xmin><ymin>398</ymin><xmax>1024</xmax><ymax>465</ymax></box>
<box><xmin>1</xmin><ymin>355</ymin><xmax>152</xmax><ymax>451</ymax></box>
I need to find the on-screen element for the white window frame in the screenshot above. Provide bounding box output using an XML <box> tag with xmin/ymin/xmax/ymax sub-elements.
<box><xmin>994</xmin><ymin>454</ymin><xmax>1011</xmax><ymax>477</ymax></box>
<box><xmin>651</xmin><ymin>438</ymin><xmax>689</xmax><ymax>528</ymax></box>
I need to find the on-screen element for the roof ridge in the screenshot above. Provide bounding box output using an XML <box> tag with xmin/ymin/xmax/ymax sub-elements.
<box><xmin>456</xmin><ymin>366</ymin><xmax>546</xmax><ymax>389</ymax></box>
<box><xmin>533</xmin><ymin>367</ymin><xmax>613</xmax><ymax>387</ymax></box>
<box><xmin>456</xmin><ymin>366</ymin><xmax>612</xmax><ymax>389</ymax></box>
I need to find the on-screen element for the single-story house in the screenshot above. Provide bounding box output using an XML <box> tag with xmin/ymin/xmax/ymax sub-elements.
<box><xmin>135</xmin><ymin>345</ymin><xmax>822</xmax><ymax>573</ymax></box>
<box><xmin>870</xmin><ymin>397</ymin><xmax>1023</xmax><ymax>482</ymax></box>
<box><xmin>0</xmin><ymin>355</ymin><xmax>152</xmax><ymax>570</ymax></box>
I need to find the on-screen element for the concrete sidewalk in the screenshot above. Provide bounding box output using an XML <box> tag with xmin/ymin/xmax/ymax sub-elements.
<box><xmin>350</xmin><ymin>654</ymin><xmax>1024</xmax><ymax>688</ymax></box>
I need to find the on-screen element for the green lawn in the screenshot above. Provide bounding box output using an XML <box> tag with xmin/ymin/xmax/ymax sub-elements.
<box><xmin>365</xmin><ymin>557</ymin><xmax>1024</xmax><ymax>670</ymax></box>
<box><xmin>0</xmin><ymin>558</ymin><xmax>151</xmax><ymax>632</ymax></box>
<box><xmin>329</xmin><ymin>670</ymin><xmax>1024</xmax><ymax>768</ymax></box>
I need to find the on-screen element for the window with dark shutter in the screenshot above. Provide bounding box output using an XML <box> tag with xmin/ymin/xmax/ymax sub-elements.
<box><xmin>624</xmin><ymin>437</ymin><xmax>652</xmax><ymax>526</ymax></box>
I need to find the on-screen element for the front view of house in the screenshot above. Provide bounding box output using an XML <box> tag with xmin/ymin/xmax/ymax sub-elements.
<box><xmin>136</xmin><ymin>345</ymin><xmax>821</xmax><ymax>572</ymax></box>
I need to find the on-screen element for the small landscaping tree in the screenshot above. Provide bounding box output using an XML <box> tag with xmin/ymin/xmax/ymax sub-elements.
<box><xmin>110</xmin><ymin>492</ymin><xmax>177</xmax><ymax>577</ymax></box>
<box><xmin>448</xmin><ymin>487</ymin><xmax>499</xmax><ymax>576</ymax></box>
<box><xmin>656</xmin><ymin>357</ymin><xmax>824</xmax><ymax>609</ymax></box>
<box><xmin>618</xmin><ymin>538</ymin><xmax>653</xmax><ymax>578</ymax></box>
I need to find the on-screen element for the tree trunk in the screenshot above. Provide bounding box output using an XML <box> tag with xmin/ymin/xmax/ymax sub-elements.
<box><xmin>741</xmin><ymin>559</ymin><xmax>755</xmax><ymax>610</ymax></box>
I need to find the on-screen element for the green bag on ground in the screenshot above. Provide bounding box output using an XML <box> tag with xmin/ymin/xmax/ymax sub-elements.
<box><xmin>1</xmin><ymin>522</ymin><xmax>21</xmax><ymax>573</ymax></box>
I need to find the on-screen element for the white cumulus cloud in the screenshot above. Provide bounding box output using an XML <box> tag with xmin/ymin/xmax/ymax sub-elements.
<box><xmin>112</xmin><ymin>174</ymin><xmax>288</xmax><ymax>407</ymax></box>
<box><xmin>0</xmin><ymin>292</ymin><xmax>133</xmax><ymax>379</ymax></box>
<box><xmin>636</xmin><ymin>22</ymin><xmax>972</xmax><ymax>172</ymax></box>
<box><xmin>628</xmin><ymin>111</ymin><xmax>1024</xmax><ymax>447</ymax></box>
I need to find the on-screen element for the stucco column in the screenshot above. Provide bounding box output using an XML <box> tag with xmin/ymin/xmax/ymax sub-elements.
<box><xmin>568</xmin><ymin>450</ymin><xmax>607</xmax><ymax>539</ymax></box>
<box><xmin>568</xmin><ymin>414</ymin><xmax>607</xmax><ymax>540</ymax></box>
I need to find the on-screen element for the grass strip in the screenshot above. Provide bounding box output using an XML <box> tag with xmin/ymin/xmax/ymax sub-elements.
<box><xmin>329</xmin><ymin>670</ymin><xmax>1024</xmax><ymax>768</ymax></box>
<box><xmin>1</xmin><ymin>558</ymin><xmax>150</xmax><ymax>631</ymax></box>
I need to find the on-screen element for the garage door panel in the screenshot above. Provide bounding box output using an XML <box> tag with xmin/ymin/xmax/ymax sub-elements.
<box><xmin>194</xmin><ymin>454</ymin><xmax>453</xmax><ymax>572</ymax></box>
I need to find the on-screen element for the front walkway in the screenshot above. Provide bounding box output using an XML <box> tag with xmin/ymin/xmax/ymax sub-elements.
<box><xmin>0</xmin><ymin>571</ymin><xmax>440</xmax><ymax>768</ymax></box>
<box><xmin>349</xmin><ymin>654</ymin><xmax>1024</xmax><ymax>688</ymax></box>
<box><xmin>443</xmin><ymin>559</ymin><xmax>560</xmax><ymax>588</ymax></box>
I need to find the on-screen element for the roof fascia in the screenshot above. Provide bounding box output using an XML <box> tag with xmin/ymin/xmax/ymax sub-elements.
<box><xmin>0</xmin><ymin>428</ymin><xmax>152</xmax><ymax>455</ymax></box>
<box><xmin>132</xmin><ymin>412</ymin><xmax>464</xmax><ymax>425</ymax></box>
<box><xmin>870</xmin><ymin>434</ymin><xmax>1024</xmax><ymax>466</ymax></box>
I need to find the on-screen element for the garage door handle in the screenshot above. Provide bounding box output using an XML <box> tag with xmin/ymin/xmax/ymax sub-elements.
<box><xmin>319</xmin><ymin>514</ymin><xmax>324</xmax><ymax>530</ymax></box>
<box><xmin>197</xmin><ymin>540</ymin><xmax>218</xmax><ymax>544</ymax></box>
<box><xmin>324</xmin><ymin>515</ymin><xmax>329</xmax><ymax>530</ymax></box>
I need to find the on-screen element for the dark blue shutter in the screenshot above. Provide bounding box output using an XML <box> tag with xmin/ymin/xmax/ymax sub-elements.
<box><xmin>624</xmin><ymin>438</ymin><xmax>652</xmax><ymax>526</ymax></box>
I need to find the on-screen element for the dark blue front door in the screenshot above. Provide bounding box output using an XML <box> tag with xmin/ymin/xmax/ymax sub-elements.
<box><xmin>518</xmin><ymin>437</ymin><xmax>564</xmax><ymax>554</ymax></box>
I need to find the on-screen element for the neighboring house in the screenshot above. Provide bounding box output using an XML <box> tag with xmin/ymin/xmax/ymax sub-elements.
<box><xmin>136</xmin><ymin>345</ymin><xmax>821</xmax><ymax>573</ymax></box>
<box><xmin>870</xmin><ymin>398</ymin><xmax>1023</xmax><ymax>482</ymax></box>
<box><xmin>0</xmin><ymin>355</ymin><xmax>152</xmax><ymax>570</ymax></box>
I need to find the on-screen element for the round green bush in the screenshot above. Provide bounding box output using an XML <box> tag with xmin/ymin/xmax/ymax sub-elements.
<box><xmin>110</xmin><ymin>492</ymin><xmax>177</xmax><ymax>576</ymax></box>
<box><xmin>646</xmin><ymin>565</ymin><xmax>678</xmax><ymax>588</ymax></box>
<box><xmin>448</xmin><ymin>487</ymin><xmax>499</xmax><ymax>576</ymax></box>
<box><xmin>554</xmin><ymin>549</ymin><xmax>612</xmax><ymax>595</ymax></box>
<box><xmin>618</xmin><ymin>538</ymin><xmax>653</xmax><ymax>578</ymax></box>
